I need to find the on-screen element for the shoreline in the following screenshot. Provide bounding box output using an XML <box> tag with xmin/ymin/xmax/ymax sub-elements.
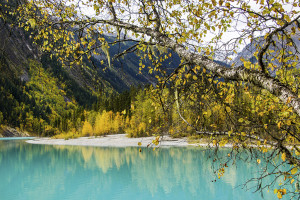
<box><xmin>26</xmin><ymin>134</ymin><xmax>288</xmax><ymax>149</ymax></box>
<box><xmin>26</xmin><ymin>134</ymin><xmax>199</xmax><ymax>147</ymax></box>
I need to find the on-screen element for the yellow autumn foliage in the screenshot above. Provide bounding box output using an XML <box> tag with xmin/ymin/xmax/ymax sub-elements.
<box><xmin>94</xmin><ymin>111</ymin><xmax>125</xmax><ymax>135</ymax></box>
<box><xmin>82</xmin><ymin>121</ymin><xmax>93</xmax><ymax>136</ymax></box>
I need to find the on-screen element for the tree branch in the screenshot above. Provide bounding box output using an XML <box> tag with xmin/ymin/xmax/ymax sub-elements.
<box><xmin>87</xmin><ymin>18</ymin><xmax>300</xmax><ymax>118</ymax></box>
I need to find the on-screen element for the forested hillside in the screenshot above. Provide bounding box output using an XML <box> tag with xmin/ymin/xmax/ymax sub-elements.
<box><xmin>0</xmin><ymin>0</ymin><xmax>182</xmax><ymax>137</ymax></box>
<box><xmin>0</xmin><ymin>0</ymin><xmax>145</xmax><ymax>136</ymax></box>
<box><xmin>0</xmin><ymin>31</ymin><xmax>98</xmax><ymax>135</ymax></box>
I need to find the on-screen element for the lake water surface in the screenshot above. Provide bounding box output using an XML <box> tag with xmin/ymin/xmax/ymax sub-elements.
<box><xmin>0</xmin><ymin>139</ymin><xmax>281</xmax><ymax>199</ymax></box>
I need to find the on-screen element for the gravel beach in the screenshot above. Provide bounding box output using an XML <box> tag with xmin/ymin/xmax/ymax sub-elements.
<box><xmin>26</xmin><ymin>134</ymin><xmax>196</xmax><ymax>147</ymax></box>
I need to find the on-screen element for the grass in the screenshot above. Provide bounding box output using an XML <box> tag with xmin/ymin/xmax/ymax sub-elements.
<box><xmin>187</xmin><ymin>135</ymin><xmax>213</xmax><ymax>145</ymax></box>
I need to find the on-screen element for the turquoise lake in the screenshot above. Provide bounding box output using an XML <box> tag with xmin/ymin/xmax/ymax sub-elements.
<box><xmin>0</xmin><ymin>139</ymin><xmax>282</xmax><ymax>199</ymax></box>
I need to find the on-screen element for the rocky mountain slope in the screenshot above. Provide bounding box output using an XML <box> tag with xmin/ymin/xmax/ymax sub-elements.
<box><xmin>230</xmin><ymin>26</ymin><xmax>300</xmax><ymax>75</ymax></box>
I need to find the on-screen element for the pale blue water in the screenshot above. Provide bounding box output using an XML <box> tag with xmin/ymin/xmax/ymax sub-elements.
<box><xmin>0</xmin><ymin>137</ymin><xmax>35</xmax><ymax>140</ymax></box>
<box><xmin>0</xmin><ymin>139</ymin><xmax>286</xmax><ymax>200</ymax></box>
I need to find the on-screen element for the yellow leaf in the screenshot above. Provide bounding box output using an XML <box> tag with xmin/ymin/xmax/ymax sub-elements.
<box><xmin>139</xmin><ymin>148</ymin><xmax>142</xmax><ymax>152</ymax></box>
<box><xmin>206</xmin><ymin>110</ymin><xmax>212</xmax><ymax>117</ymax></box>
<box><xmin>277</xmin><ymin>191</ymin><xmax>282</xmax><ymax>199</ymax></box>
<box><xmin>281</xmin><ymin>189</ymin><xmax>286</xmax><ymax>195</ymax></box>
<box><xmin>286</xmin><ymin>96</ymin><xmax>292</xmax><ymax>104</ymax></box>
<box><xmin>225</xmin><ymin>107</ymin><xmax>231</xmax><ymax>113</ymax></box>
<box><xmin>228</xmin><ymin>130</ymin><xmax>232</xmax><ymax>137</ymax></box>
<box><xmin>274</xmin><ymin>189</ymin><xmax>278</xmax><ymax>194</ymax></box>
<box><xmin>213</xmin><ymin>140</ymin><xmax>217</xmax><ymax>146</ymax></box>
<box><xmin>281</xmin><ymin>153</ymin><xmax>286</xmax><ymax>162</ymax></box>
<box><xmin>138</xmin><ymin>142</ymin><xmax>142</xmax><ymax>146</ymax></box>
<box><xmin>28</xmin><ymin>18</ymin><xmax>36</xmax><ymax>29</ymax></box>
<box><xmin>291</xmin><ymin>168</ymin><xmax>298</xmax><ymax>175</ymax></box>
<box><xmin>291</xmin><ymin>179</ymin><xmax>295</xmax><ymax>184</ymax></box>
<box><xmin>295</xmin><ymin>150</ymin><xmax>300</xmax><ymax>156</ymax></box>
<box><xmin>277</xmin><ymin>121</ymin><xmax>282</xmax><ymax>129</ymax></box>
<box><xmin>257</xmin><ymin>159</ymin><xmax>261</xmax><ymax>164</ymax></box>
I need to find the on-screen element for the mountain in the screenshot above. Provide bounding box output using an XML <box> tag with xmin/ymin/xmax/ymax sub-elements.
<box><xmin>0</xmin><ymin>0</ymin><xmax>182</xmax><ymax>136</ymax></box>
<box><xmin>230</xmin><ymin>26</ymin><xmax>300</xmax><ymax>76</ymax></box>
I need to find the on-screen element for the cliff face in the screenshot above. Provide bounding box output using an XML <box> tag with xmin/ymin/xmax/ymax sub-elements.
<box><xmin>0</xmin><ymin>19</ymin><xmax>39</xmax><ymax>61</ymax></box>
<box><xmin>0</xmin><ymin>19</ymin><xmax>38</xmax><ymax>79</ymax></box>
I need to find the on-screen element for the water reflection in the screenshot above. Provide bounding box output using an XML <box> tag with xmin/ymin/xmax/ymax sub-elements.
<box><xmin>0</xmin><ymin>140</ymin><xmax>277</xmax><ymax>200</ymax></box>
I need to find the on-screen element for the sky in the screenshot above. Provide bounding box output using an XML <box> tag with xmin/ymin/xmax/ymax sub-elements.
<box><xmin>63</xmin><ymin>0</ymin><xmax>300</xmax><ymax>62</ymax></box>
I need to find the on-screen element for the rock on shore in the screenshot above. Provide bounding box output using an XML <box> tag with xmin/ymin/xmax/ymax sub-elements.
<box><xmin>0</xmin><ymin>126</ymin><xmax>30</xmax><ymax>137</ymax></box>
